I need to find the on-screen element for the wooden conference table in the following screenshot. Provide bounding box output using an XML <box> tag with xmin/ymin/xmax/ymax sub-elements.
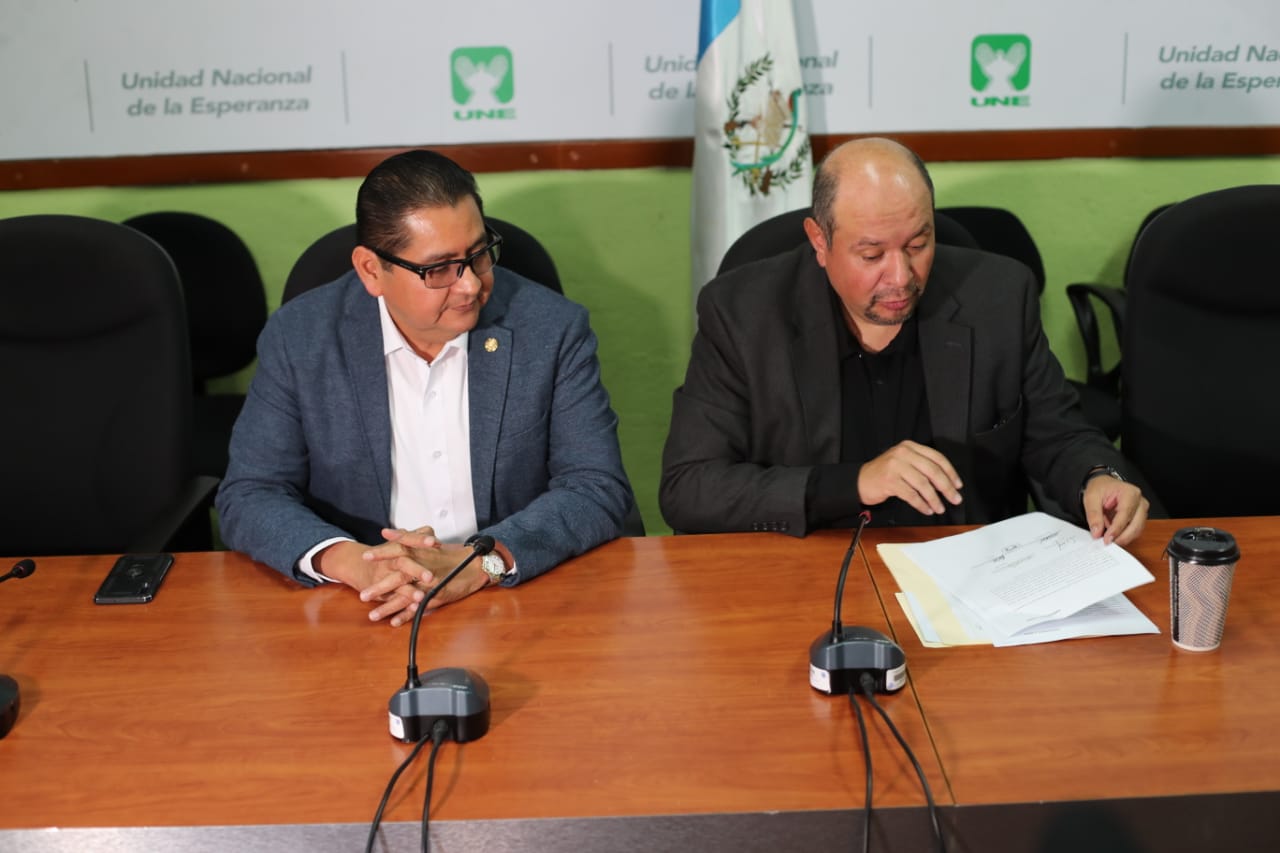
<box><xmin>860</xmin><ymin>517</ymin><xmax>1280</xmax><ymax>852</ymax></box>
<box><xmin>1</xmin><ymin>518</ymin><xmax>1277</xmax><ymax>851</ymax></box>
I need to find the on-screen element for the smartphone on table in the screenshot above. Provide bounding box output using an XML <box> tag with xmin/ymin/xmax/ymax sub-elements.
<box><xmin>93</xmin><ymin>554</ymin><xmax>174</xmax><ymax>605</ymax></box>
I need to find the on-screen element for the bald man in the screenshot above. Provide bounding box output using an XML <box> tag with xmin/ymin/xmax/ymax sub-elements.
<box><xmin>660</xmin><ymin>138</ymin><xmax>1148</xmax><ymax>545</ymax></box>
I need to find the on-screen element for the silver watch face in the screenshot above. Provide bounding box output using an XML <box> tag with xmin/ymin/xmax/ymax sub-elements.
<box><xmin>482</xmin><ymin>553</ymin><xmax>506</xmax><ymax>580</ymax></box>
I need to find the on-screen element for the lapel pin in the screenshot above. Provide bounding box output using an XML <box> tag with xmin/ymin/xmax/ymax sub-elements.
<box><xmin>484</xmin><ymin>337</ymin><xmax>499</xmax><ymax>353</ymax></box>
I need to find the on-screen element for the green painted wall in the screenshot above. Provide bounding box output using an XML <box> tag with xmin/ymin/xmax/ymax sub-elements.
<box><xmin>3</xmin><ymin>155</ymin><xmax>1277</xmax><ymax>534</ymax></box>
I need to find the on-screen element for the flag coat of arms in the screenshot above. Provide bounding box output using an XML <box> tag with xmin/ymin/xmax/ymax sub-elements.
<box><xmin>690</xmin><ymin>0</ymin><xmax>813</xmax><ymax>301</ymax></box>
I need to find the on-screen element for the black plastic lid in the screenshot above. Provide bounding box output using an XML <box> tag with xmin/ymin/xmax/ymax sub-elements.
<box><xmin>1166</xmin><ymin>526</ymin><xmax>1240</xmax><ymax>565</ymax></box>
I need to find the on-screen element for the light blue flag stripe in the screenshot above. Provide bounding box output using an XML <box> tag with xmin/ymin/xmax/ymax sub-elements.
<box><xmin>697</xmin><ymin>0</ymin><xmax>741</xmax><ymax>63</ymax></box>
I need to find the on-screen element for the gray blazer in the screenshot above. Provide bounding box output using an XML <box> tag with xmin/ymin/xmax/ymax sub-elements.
<box><xmin>660</xmin><ymin>243</ymin><xmax>1130</xmax><ymax>535</ymax></box>
<box><xmin>216</xmin><ymin>268</ymin><xmax>632</xmax><ymax>585</ymax></box>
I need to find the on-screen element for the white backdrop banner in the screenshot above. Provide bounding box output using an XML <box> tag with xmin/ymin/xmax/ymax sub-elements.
<box><xmin>2</xmin><ymin>0</ymin><xmax>1278</xmax><ymax>160</ymax></box>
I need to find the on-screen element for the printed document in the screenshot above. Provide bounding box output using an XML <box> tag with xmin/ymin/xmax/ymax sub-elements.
<box><xmin>880</xmin><ymin>512</ymin><xmax>1157</xmax><ymax>646</ymax></box>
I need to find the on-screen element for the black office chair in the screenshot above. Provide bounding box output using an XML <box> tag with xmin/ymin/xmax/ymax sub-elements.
<box><xmin>486</xmin><ymin>216</ymin><xmax>562</xmax><ymax>294</ymax></box>
<box><xmin>936</xmin><ymin>205</ymin><xmax>1120</xmax><ymax>440</ymax></box>
<box><xmin>123</xmin><ymin>212</ymin><xmax>268</xmax><ymax>480</ymax></box>
<box><xmin>0</xmin><ymin>214</ymin><xmax>218</xmax><ymax>555</ymax></box>
<box><xmin>282</xmin><ymin>216</ymin><xmax>563</xmax><ymax>305</ymax></box>
<box><xmin>1121</xmin><ymin>184</ymin><xmax>1280</xmax><ymax>517</ymax></box>
<box><xmin>717</xmin><ymin>206</ymin><xmax>978</xmax><ymax>277</ymax></box>
<box><xmin>1065</xmin><ymin>203</ymin><xmax>1177</xmax><ymax>432</ymax></box>
<box><xmin>281</xmin><ymin>222</ymin><xmax>358</xmax><ymax>305</ymax></box>
<box><xmin>935</xmin><ymin>206</ymin><xmax>1046</xmax><ymax>293</ymax></box>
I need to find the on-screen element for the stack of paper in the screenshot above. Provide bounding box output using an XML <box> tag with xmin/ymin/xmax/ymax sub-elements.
<box><xmin>878</xmin><ymin>512</ymin><xmax>1159</xmax><ymax>647</ymax></box>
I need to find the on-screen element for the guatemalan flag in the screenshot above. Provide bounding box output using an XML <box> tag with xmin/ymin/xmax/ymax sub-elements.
<box><xmin>690</xmin><ymin>0</ymin><xmax>812</xmax><ymax>302</ymax></box>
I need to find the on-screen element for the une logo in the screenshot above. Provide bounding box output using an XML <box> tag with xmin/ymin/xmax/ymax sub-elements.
<box><xmin>452</xmin><ymin>46</ymin><xmax>516</xmax><ymax>120</ymax></box>
<box><xmin>970</xmin><ymin>34</ymin><xmax>1031</xmax><ymax>108</ymax></box>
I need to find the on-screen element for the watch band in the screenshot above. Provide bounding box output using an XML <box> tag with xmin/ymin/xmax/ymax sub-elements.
<box><xmin>1079</xmin><ymin>465</ymin><xmax>1126</xmax><ymax>504</ymax></box>
<box><xmin>1085</xmin><ymin>465</ymin><xmax>1126</xmax><ymax>483</ymax></box>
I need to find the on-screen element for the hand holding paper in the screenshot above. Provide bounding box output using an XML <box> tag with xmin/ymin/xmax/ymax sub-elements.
<box><xmin>880</xmin><ymin>513</ymin><xmax>1158</xmax><ymax>647</ymax></box>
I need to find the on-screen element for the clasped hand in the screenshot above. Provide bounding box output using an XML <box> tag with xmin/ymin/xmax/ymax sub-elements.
<box><xmin>320</xmin><ymin>527</ymin><xmax>489</xmax><ymax>627</ymax></box>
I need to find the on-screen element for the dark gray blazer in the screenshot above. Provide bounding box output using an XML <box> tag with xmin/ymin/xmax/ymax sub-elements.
<box><xmin>660</xmin><ymin>243</ymin><xmax>1129</xmax><ymax>535</ymax></box>
<box><xmin>216</xmin><ymin>268</ymin><xmax>632</xmax><ymax>585</ymax></box>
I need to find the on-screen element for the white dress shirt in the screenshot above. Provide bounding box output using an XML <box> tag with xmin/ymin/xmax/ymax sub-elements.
<box><xmin>298</xmin><ymin>296</ymin><xmax>477</xmax><ymax>581</ymax></box>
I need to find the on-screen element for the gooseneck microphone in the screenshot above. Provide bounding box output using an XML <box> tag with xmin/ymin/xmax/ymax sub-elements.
<box><xmin>809</xmin><ymin>512</ymin><xmax>907</xmax><ymax>695</ymax></box>
<box><xmin>2</xmin><ymin>559</ymin><xmax>36</xmax><ymax>739</ymax></box>
<box><xmin>388</xmin><ymin>535</ymin><xmax>494</xmax><ymax>743</ymax></box>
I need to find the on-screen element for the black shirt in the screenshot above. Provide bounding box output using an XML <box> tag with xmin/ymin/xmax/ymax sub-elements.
<box><xmin>806</xmin><ymin>289</ymin><xmax>949</xmax><ymax>528</ymax></box>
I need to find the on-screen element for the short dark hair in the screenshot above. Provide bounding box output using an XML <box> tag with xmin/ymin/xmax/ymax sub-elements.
<box><xmin>810</xmin><ymin>142</ymin><xmax>935</xmax><ymax>242</ymax></box>
<box><xmin>356</xmin><ymin>150</ymin><xmax>485</xmax><ymax>254</ymax></box>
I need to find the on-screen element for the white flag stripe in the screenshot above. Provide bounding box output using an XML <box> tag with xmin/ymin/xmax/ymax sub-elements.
<box><xmin>691</xmin><ymin>0</ymin><xmax>814</xmax><ymax>305</ymax></box>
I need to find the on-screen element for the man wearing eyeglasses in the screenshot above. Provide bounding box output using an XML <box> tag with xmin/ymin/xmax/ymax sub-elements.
<box><xmin>217</xmin><ymin>149</ymin><xmax>633</xmax><ymax>624</ymax></box>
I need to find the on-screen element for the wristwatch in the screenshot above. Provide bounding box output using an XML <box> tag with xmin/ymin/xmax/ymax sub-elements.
<box><xmin>481</xmin><ymin>552</ymin><xmax>513</xmax><ymax>585</ymax></box>
<box><xmin>1080</xmin><ymin>465</ymin><xmax>1126</xmax><ymax>503</ymax></box>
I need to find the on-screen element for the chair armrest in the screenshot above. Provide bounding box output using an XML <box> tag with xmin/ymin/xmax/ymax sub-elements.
<box><xmin>622</xmin><ymin>499</ymin><xmax>646</xmax><ymax>537</ymax></box>
<box><xmin>1065</xmin><ymin>282</ymin><xmax>1126</xmax><ymax>389</ymax></box>
<box><xmin>128</xmin><ymin>475</ymin><xmax>220</xmax><ymax>553</ymax></box>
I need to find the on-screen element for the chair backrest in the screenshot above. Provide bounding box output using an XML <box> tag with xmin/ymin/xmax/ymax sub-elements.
<box><xmin>122</xmin><ymin>211</ymin><xmax>267</xmax><ymax>386</ymax></box>
<box><xmin>0</xmin><ymin>215</ymin><xmax>197</xmax><ymax>555</ymax></box>
<box><xmin>488</xmin><ymin>216</ymin><xmax>562</xmax><ymax>293</ymax></box>
<box><xmin>1121</xmin><ymin>203</ymin><xmax>1177</xmax><ymax>284</ymax></box>
<box><xmin>936</xmin><ymin>206</ymin><xmax>1045</xmax><ymax>294</ymax></box>
<box><xmin>1121</xmin><ymin>184</ymin><xmax>1280</xmax><ymax>517</ymax></box>
<box><xmin>282</xmin><ymin>216</ymin><xmax>562</xmax><ymax>305</ymax></box>
<box><xmin>282</xmin><ymin>223</ymin><xmax>358</xmax><ymax>305</ymax></box>
<box><xmin>716</xmin><ymin>207</ymin><xmax>978</xmax><ymax>276</ymax></box>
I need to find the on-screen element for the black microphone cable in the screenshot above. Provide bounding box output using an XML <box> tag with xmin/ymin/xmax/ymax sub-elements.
<box><xmin>419</xmin><ymin>718</ymin><xmax>450</xmax><ymax>853</ymax></box>
<box><xmin>859</xmin><ymin>672</ymin><xmax>947</xmax><ymax>853</ymax></box>
<box><xmin>365</xmin><ymin>719</ymin><xmax>451</xmax><ymax>853</ymax></box>
<box><xmin>847</xmin><ymin>684</ymin><xmax>873</xmax><ymax>853</ymax></box>
<box><xmin>366</xmin><ymin>732</ymin><xmax>432</xmax><ymax>853</ymax></box>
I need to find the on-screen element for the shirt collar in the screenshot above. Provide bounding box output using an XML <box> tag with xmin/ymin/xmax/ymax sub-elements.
<box><xmin>377</xmin><ymin>296</ymin><xmax>468</xmax><ymax>361</ymax></box>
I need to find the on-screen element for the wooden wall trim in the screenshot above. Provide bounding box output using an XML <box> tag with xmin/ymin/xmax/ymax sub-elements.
<box><xmin>4</xmin><ymin>127</ymin><xmax>1278</xmax><ymax>191</ymax></box>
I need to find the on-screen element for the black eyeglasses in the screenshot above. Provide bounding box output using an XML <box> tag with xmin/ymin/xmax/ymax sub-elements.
<box><xmin>369</xmin><ymin>227</ymin><xmax>503</xmax><ymax>289</ymax></box>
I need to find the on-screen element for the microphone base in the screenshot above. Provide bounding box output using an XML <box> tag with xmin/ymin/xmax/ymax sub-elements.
<box><xmin>388</xmin><ymin>667</ymin><xmax>490</xmax><ymax>743</ymax></box>
<box><xmin>0</xmin><ymin>675</ymin><xmax>18</xmax><ymax>739</ymax></box>
<box><xmin>808</xmin><ymin>628</ymin><xmax>907</xmax><ymax>696</ymax></box>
